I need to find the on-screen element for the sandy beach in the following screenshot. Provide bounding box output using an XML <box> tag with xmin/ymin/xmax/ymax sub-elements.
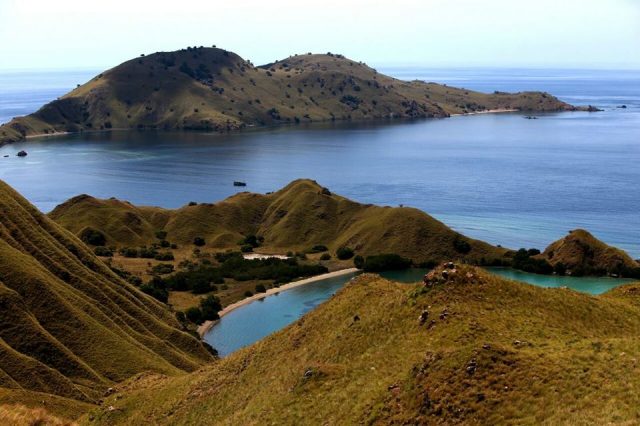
<box><xmin>197</xmin><ymin>267</ymin><xmax>359</xmax><ymax>337</ymax></box>
<box><xmin>450</xmin><ymin>108</ymin><xmax>518</xmax><ymax>117</ymax></box>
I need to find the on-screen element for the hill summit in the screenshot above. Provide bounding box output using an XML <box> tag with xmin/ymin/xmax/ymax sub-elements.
<box><xmin>0</xmin><ymin>47</ymin><xmax>584</xmax><ymax>145</ymax></box>
<box><xmin>48</xmin><ymin>179</ymin><xmax>506</xmax><ymax>264</ymax></box>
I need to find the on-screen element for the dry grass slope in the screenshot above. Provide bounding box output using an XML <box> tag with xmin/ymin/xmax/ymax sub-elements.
<box><xmin>542</xmin><ymin>229</ymin><xmax>639</xmax><ymax>274</ymax></box>
<box><xmin>49</xmin><ymin>179</ymin><xmax>506</xmax><ymax>264</ymax></box>
<box><xmin>0</xmin><ymin>47</ymin><xmax>583</xmax><ymax>145</ymax></box>
<box><xmin>0</xmin><ymin>180</ymin><xmax>213</xmax><ymax>417</ymax></box>
<box><xmin>85</xmin><ymin>264</ymin><xmax>640</xmax><ymax>425</ymax></box>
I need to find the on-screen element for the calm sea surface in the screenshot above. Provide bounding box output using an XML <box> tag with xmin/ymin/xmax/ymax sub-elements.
<box><xmin>1</xmin><ymin>68</ymin><xmax>638</xmax><ymax>257</ymax></box>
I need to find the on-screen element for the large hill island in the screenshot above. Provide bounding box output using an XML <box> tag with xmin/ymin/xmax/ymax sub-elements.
<box><xmin>0</xmin><ymin>47</ymin><xmax>587</xmax><ymax>145</ymax></box>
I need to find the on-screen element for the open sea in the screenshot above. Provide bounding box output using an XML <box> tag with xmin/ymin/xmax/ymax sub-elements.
<box><xmin>1</xmin><ymin>67</ymin><xmax>638</xmax><ymax>257</ymax></box>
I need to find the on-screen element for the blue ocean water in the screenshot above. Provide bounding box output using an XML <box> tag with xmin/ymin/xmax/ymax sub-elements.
<box><xmin>1</xmin><ymin>68</ymin><xmax>638</xmax><ymax>257</ymax></box>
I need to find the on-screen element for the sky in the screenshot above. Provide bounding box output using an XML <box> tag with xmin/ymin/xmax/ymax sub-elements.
<box><xmin>0</xmin><ymin>0</ymin><xmax>638</xmax><ymax>71</ymax></box>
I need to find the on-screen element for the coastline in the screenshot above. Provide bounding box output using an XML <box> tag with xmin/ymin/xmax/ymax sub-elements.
<box><xmin>450</xmin><ymin>108</ymin><xmax>518</xmax><ymax>117</ymax></box>
<box><xmin>197</xmin><ymin>267</ymin><xmax>359</xmax><ymax>337</ymax></box>
<box><xmin>3</xmin><ymin>109</ymin><xmax>520</xmax><ymax>146</ymax></box>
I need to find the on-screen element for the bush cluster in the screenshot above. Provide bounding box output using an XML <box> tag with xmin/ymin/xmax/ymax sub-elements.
<box><xmin>336</xmin><ymin>247</ymin><xmax>354</xmax><ymax>260</ymax></box>
<box><xmin>360</xmin><ymin>254</ymin><xmax>412</xmax><ymax>272</ymax></box>
<box><xmin>152</xmin><ymin>252</ymin><xmax>327</xmax><ymax>295</ymax></box>
<box><xmin>184</xmin><ymin>295</ymin><xmax>222</xmax><ymax>324</ymax></box>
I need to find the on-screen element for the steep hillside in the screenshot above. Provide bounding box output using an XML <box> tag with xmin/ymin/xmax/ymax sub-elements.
<box><xmin>49</xmin><ymin>179</ymin><xmax>506</xmax><ymax>264</ymax></box>
<box><xmin>0</xmin><ymin>47</ymin><xmax>585</xmax><ymax>145</ymax></box>
<box><xmin>0</xmin><ymin>180</ymin><xmax>213</xmax><ymax>415</ymax></box>
<box><xmin>542</xmin><ymin>229</ymin><xmax>639</xmax><ymax>276</ymax></box>
<box><xmin>85</xmin><ymin>264</ymin><xmax>640</xmax><ymax>424</ymax></box>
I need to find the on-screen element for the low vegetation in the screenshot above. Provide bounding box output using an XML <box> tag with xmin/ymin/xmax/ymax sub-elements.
<box><xmin>85</xmin><ymin>264</ymin><xmax>640</xmax><ymax>424</ymax></box>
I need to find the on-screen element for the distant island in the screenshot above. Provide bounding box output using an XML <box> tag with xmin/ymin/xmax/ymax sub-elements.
<box><xmin>0</xmin><ymin>47</ymin><xmax>593</xmax><ymax>145</ymax></box>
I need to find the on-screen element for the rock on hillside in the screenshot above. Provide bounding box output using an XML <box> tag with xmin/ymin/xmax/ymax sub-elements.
<box><xmin>542</xmin><ymin>229</ymin><xmax>639</xmax><ymax>276</ymax></box>
<box><xmin>0</xmin><ymin>47</ymin><xmax>584</xmax><ymax>145</ymax></box>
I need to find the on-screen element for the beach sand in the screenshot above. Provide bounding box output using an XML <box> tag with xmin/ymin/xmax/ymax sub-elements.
<box><xmin>197</xmin><ymin>268</ymin><xmax>359</xmax><ymax>337</ymax></box>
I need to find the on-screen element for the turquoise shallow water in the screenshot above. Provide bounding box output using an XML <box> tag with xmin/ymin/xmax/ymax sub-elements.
<box><xmin>205</xmin><ymin>267</ymin><xmax>634</xmax><ymax>356</ymax></box>
<box><xmin>485</xmin><ymin>267</ymin><xmax>634</xmax><ymax>295</ymax></box>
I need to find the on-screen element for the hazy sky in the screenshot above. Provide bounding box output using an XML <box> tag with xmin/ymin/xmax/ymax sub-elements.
<box><xmin>1</xmin><ymin>0</ymin><xmax>638</xmax><ymax>70</ymax></box>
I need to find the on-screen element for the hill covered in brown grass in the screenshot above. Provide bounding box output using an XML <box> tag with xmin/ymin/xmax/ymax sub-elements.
<box><xmin>0</xmin><ymin>179</ymin><xmax>213</xmax><ymax>419</ymax></box>
<box><xmin>541</xmin><ymin>229</ymin><xmax>639</xmax><ymax>276</ymax></box>
<box><xmin>49</xmin><ymin>179</ymin><xmax>507</xmax><ymax>265</ymax></box>
<box><xmin>85</xmin><ymin>263</ymin><xmax>640</xmax><ymax>425</ymax></box>
<box><xmin>0</xmin><ymin>47</ymin><xmax>585</xmax><ymax>145</ymax></box>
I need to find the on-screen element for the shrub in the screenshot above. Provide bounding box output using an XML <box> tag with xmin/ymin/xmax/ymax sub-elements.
<box><xmin>199</xmin><ymin>295</ymin><xmax>222</xmax><ymax>320</ymax></box>
<box><xmin>511</xmin><ymin>248</ymin><xmax>553</xmax><ymax>275</ymax></box>
<box><xmin>363</xmin><ymin>254</ymin><xmax>412</xmax><ymax>272</ymax></box>
<box><xmin>453</xmin><ymin>237</ymin><xmax>472</xmax><ymax>254</ymax></box>
<box><xmin>93</xmin><ymin>246</ymin><xmax>113</xmax><ymax>257</ymax></box>
<box><xmin>151</xmin><ymin>263</ymin><xmax>174</xmax><ymax>275</ymax></box>
<box><xmin>320</xmin><ymin>253</ymin><xmax>331</xmax><ymax>261</ymax></box>
<box><xmin>255</xmin><ymin>284</ymin><xmax>267</xmax><ymax>293</ymax></box>
<box><xmin>160</xmin><ymin>240</ymin><xmax>171</xmax><ymax>248</ymax></box>
<box><xmin>244</xmin><ymin>290</ymin><xmax>253</xmax><ymax>297</ymax></box>
<box><xmin>80</xmin><ymin>228</ymin><xmax>106</xmax><ymax>246</ymax></box>
<box><xmin>240</xmin><ymin>235</ymin><xmax>263</xmax><ymax>248</ymax></box>
<box><xmin>140</xmin><ymin>277</ymin><xmax>168</xmax><ymax>303</ymax></box>
<box><xmin>310</xmin><ymin>245</ymin><xmax>328</xmax><ymax>253</ymax></box>
<box><xmin>353</xmin><ymin>255</ymin><xmax>364</xmax><ymax>269</ymax></box>
<box><xmin>154</xmin><ymin>252</ymin><xmax>175</xmax><ymax>261</ymax></box>
<box><xmin>336</xmin><ymin>247</ymin><xmax>354</xmax><ymax>260</ymax></box>
<box><xmin>120</xmin><ymin>247</ymin><xmax>138</xmax><ymax>258</ymax></box>
<box><xmin>240</xmin><ymin>244</ymin><xmax>254</xmax><ymax>253</ymax></box>
<box><xmin>193</xmin><ymin>237</ymin><xmax>206</xmax><ymax>246</ymax></box>
<box><xmin>139</xmin><ymin>246</ymin><xmax>158</xmax><ymax>259</ymax></box>
<box><xmin>185</xmin><ymin>307</ymin><xmax>203</xmax><ymax>324</ymax></box>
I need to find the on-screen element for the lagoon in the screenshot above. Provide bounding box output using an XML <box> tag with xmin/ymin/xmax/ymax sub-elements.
<box><xmin>205</xmin><ymin>267</ymin><xmax>635</xmax><ymax>356</ymax></box>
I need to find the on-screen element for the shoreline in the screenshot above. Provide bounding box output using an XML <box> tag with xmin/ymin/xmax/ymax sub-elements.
<box><xmin>3</xmin><ymin>109</ymin><xmax>523</xmax><ymax>147</ymax></box>
<box><xmin>450</xmin><ymin>108</ymin><xmax>518</xmax><ymax>117</ymax></box>
<box><xmin>197</xmin><ymin>268</ymin><xmax>359</xmax><ymax>337</ymax></box>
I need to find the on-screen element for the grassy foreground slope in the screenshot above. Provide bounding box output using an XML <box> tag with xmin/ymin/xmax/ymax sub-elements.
<box><xmin>0</xmin><ymin>180</ymin><xmax>213</xmax><ymax>411</ymax></box>
<box><xmin>0</xmin><ymin>47</ymin><xmax>584</xmax><ymax>145</ymax></box>
<box><xmin>87</xmin><ymin>264</ymin><xmax>640</xmax><ymax>425</ymax></box>
<box><xmin>49</xmin><ymin>179</ymin><xmax>506</xmax><ymax>264</ymax></box>
<box><xmin>542</xmin><ymin>229</ymin><xmax>639</xmax><ymax>276</ymax></box>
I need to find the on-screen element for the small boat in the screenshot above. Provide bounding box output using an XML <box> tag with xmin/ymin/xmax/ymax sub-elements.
<box><xmin>523</xmin><ymin>116</ymin><xmax>538</xmax><ymax>120</ymax></box>
<box><xmin>3</xmin><ymin>155</ymin><xmax>8</xmax><ymax>158</ymax></box>
<box><xmin>233</xmin><ymin>181</ymin><xmax>247</xmax><ymax>187</ymax></box>
<box><xmin>16</xmin><ymin>150</ymin><xmax>28</xmax><ymax>157</ymax></box>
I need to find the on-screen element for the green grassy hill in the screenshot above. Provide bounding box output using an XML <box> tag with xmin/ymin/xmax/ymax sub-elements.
<box><xmin>0</xmin><ymin>47</ymin><xmax>585</xmax><ymax>145</ymax></box>
<box><xmin>0</xmin><ymin>180</ymin><xmax>213</xmax><ymax>418</ymax></box>
<box><xmin>85</xmin><ymin>263</ymin><xmax>640</xmax><ymax>424</ymax></box>
<box><xmin>541</xmin><ymin>229</ymin><xmax>639</xmax><ymax>276</ymax></box>
<box><xmin>49</xmin><ymin>179</ymin><xmax>506</xmax><ymax>264</ymax></box>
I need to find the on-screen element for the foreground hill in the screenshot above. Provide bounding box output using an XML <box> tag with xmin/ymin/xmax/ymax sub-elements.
<box><xmin>49</xmin><ymin>179</ymin><xmax>506</xmax><ymax>264</ymax></box>
<box><xmin>87</xmin><ymin>264</ymin><xmax>640</xmax><ymax>424</ymax></box>
<box><xmin>0</xmin><ymin>180</ymin><xmax>213</xmax><ymax>418</ymax></box>
<box><xmin>0</xmin><ymin>47</ymin><xmax>584</xmax><ymax>145</ymax></box>
<box><xmin>542</xmin><ymin>229</ymin><xmax>639</xmax><ymax>276</ymax></box>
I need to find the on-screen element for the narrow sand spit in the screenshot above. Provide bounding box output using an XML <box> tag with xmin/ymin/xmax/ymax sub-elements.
<box><xmin>197</xmin><ymin>268</ymin><xmax>359</xmax><ymax>337</ymax></box>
